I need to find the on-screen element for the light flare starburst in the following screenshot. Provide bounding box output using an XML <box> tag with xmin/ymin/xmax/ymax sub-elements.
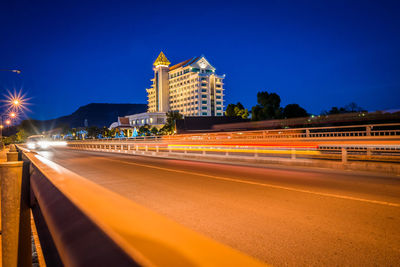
<box><xmin>2</xmin><ymin>89</ymin><xmax>31</xmax><ymax>114</ymax></box>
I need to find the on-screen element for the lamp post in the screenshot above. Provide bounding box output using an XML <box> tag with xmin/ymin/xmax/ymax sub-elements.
<box><xmin>0</xmin><ymin>69</ymin><xmax>21</xmax><ymax>74</ymax></box>
<box><xmin>0</xmin><ymin>115</ymin><xmax>13</xmax><ymax>148</ymax></box>
<box><xmin>0</xmin><ymin>69</ymin><xmax>23</xmax><ymax>149</ymax></box>
<box><xmin>0</xmin><ymin>111</ymin><xmax>19</xmax><ymax>149</ymax></box>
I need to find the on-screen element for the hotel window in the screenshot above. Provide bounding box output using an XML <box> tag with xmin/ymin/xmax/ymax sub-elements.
<box><xmin>202</xmin><ymin>112</ymin><xmax>207</xmax><ymax>115</ymax></box>
<box><xmin>216</xmin><ymin>101</ymin><xmax>222</xmax><ymax>105</ymax></box>
<box><xmin>202</xmin><ymin>95</ymin><xmax>207</xmax><ymax>98</ymax></box>
<box><xmin>201</xmin><ymin>83</ymin><xmax>207</xmax><ymax>87</ymax></box>
<box><xmin>217</xmin><ymin>112</ymin><xmax>222</xmax><ymax>116</ymax></box>
<box><xmin>216</xmin><ymin>90</ymin><xmax>222</xmax><ymax>94</ymax></box>
<box><xmin>201</xmin><ymin>78</ymin><xmax>207</xmax><ymax>81</ymax></box>
<box><xmin>216</xmin><ymin>107</ymin><xmax>222</xmax><ymax>110</ymax></box>
<box><xmin>202</xmin><ymin>106</ymin><xmax>207</xmax><ymax>110</ymax></box>
<box><xmin>201</xmin><ymin>89</ymin><xmax>207</xmax><ymax>92</ymax></box>
<box><xmin>216</xmin><ymin>96</ymin><xmax>221</xmax><ymax>99</ymax></box>
<box><xmin>202</xmin><ymin>100</ymin><xmax>207</xmax><ymax>104</ymax></box>
<box><xmin>216</xmin><ymin>84</ymin><xmax>221</xmax><ymax>88</ymax></box>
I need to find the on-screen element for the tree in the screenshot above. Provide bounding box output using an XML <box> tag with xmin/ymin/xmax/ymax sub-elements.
<box><xmin>282</xmin><ymin>104</ymin><xmax>308</xmax><ymax>118</ymax></box>
<box><xmin>102</xmin><ymin>127</ymin><xmax>115</xmax><ymax>138</ymax></box>
<box><xmin>16</xmin><ymin>129</ymin><xmax>29</xmax><ymax>143</ymax></box>
<box><xmin>345</xmin><ymin>102</ymin><xmax>364</xmax><ymax>113</ymax></box>
<box><xmin>225</xmin><ymin>104</ymin><xmax>236</xmax><ymax>117</ymax></box>
<box><xmin>150</xmin><ymin>127</ymin><xmax>159</xmax><ymax>135</ymax></box>
<box><xmin>225</xmin><ymin>102</ymin><xmax>249</xmax><ymax>119</ymax></box>
<box><xmin>138</xmin><ymin>124</ymin><xmax>151</xmax><ymax>136</ymax></box>
<box><xmin>160</xmin><ymin>111</ymin><xmax>183</xmax><ymax>135</ymax></box>
<box><xmin>87</xmin><ymin>126</ymin><xmax>101</xmax><ymax>139</ymax></box>
<box><xmin>322</xmin><ymin>102</ymin><xmax>365</xmax><ymax>115</ymax></box>
<box><xmin>251</xmin><ymin>91</ymin><xmax>282</xmax><ymax>121</ymax></box>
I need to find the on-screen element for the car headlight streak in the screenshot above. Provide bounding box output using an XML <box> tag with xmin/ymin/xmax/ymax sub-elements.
<box><xmin>28</xmin><ymin>140</ymin><xmax>67</xmax><ymax>150</ymax></box>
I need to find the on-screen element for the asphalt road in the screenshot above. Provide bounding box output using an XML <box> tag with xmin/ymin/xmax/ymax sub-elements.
<box><xmin>37</xmin><ymin>148</ymin><xmax>400</xmax><ymax>266</ymax></box>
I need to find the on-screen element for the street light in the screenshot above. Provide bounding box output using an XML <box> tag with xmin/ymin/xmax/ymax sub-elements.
<box><xmin>0</xmin><ymin>115</ymin><xmax>15</xmax><ymax>148</ymax></box>
<box><xmin>0</xmin><ymin>70</ymin><xmax>23</xmax><ymax>148</ymax></box>
<box><xmin>0</xmin><ymin>69</ymin><xmax>21</xmax><ymax>74</ymax></box>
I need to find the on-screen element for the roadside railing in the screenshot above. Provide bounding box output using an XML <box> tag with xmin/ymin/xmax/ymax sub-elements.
<box><xmin>67</xmin><ymin>141</ymin><xmax>400</xmax><ymax>164</ymax></box>
<box><xmin>67</xmin><ymin>123</ymin><xmax>400</xmax><ymax>144</ymax></box>
<box><xmin>0</xmin><ymin>145</ymin><xmax>265</xmax><ymax>267</ymax></box>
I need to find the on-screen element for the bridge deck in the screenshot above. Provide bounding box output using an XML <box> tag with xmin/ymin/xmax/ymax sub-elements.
<box><xmin>34</xmin><ymin>147</ymin><xmax>400</xmax><ymax>266</ymax></box>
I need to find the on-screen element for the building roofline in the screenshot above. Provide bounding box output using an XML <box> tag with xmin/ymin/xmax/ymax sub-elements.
<box><xmin>169</xmin><ymin>57</ymin><xmax>200</xmax><ymax>71</ymax></box>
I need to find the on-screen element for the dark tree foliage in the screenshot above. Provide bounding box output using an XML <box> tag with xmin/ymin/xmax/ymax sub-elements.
<box><xmin>160</xmin><ymin>111</ymin><xmax>183</xmax><ymax>134</ymax></box>
<box><xmin>322</xmin><ymin>102</ymin><xmax>365</xmax><ymax>115</ymax></box>
<box><xmin>225</xmin><ymin>102</ymin><xmax>249</xmax><ymax>118</ymax></box>
<box><xmin>150</xmin><ymin>126</ymin><xmax>159</xmax><ymax>135</ymax></box>
<box><xmin>138</xmin><ymin>124</ymin><xmax>151</xmax><ymax>136</ymax></box>
<box><xmin>251</xmin><ymin>91</ymin><xmax>282</xmax><ymax>121</ymax></box>
<box><xmin>225</xmin><ymin>103</ymin><xmax>236</xmax><ymax>117</ymax></box>
<box><xmin>87</xmin><ymin>126</ymin><xmax>101</xmax><ymax>138</ymax></box>
<box><xmin>282</xmin><ymin>104</ymin><xmax>308</xmax><ymax>118</ymax></box>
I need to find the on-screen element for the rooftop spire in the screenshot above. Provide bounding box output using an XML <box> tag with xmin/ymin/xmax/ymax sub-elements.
<box><xmin>153</xmin><ymin>51</ymin><xmax>171</xmax><ymax>67</ymax></box>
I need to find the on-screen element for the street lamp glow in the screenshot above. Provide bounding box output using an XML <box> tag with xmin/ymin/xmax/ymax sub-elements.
<box><xmin>3</xmin><ymin>90</ymin><xmax>30</xmax><ymax>114</ymax></box>
<box><xmin>5</xmin><ymin>120</ymin><xmax>11</xmax><ymax>125</ymax></box>
<box><xmin>10</xmin><ymin>112</ymin><xmax>16</xmax><ymax>118</ymax></box>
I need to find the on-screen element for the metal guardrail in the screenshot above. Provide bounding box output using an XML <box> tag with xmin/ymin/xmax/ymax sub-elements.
<box><xmin>2</xmin><ymin>145</ymin><xmax>265</xmax><ymax>266</ymax></box>
<box><xmin>67</xmin><ymin>142</ymin><xmax>400</xmax><ymax>164</ymax></box>
<box><xmin>67</xmin><ymin>123</ymin><xmax>400</xmax><ymax>143</ymax></box>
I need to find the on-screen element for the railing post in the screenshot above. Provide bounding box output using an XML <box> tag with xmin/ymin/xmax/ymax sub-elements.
<box><xmin>254</xmin><ymin>148</ymin><xmax>258</xmax><ymax>158</ymax></box>
<box><xmin>341</xmin><ymin>147</ymin><xmax>347</xmax><ymax>164</ymax></box>
<box><xmin>366</xmin><ymin>147</ymin><xmax>372</xmax><ymax>157</ymax></box>
<box><xmin>145</xmin><ymin>145</ymin><xmax>148</xmax><ymax>152</ymax></box>
<box><xmin>7</xmin><ymin>145</ymin><xmax>19</xmax><ymax>162</ymax></box>
<box><xmin>305</xmin><ymin>129</ymin><xmax>310</xmax><ymax>138</ymax></box>
<box><xmin>1</xmin><ymin>160</ymin><xmax>31</xmax><ymax>267</ymax></box>
<box><xmin>156</xmin><ymin>146</ymin><xmax>159</xmax><ymax>153</ymax></box>
<box><xmin>366</xmin><ymin>126</ymin><xmax>371</xmax><ymax>136</ymax></box>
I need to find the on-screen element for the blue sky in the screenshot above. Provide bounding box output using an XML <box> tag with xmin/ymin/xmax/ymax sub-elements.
<box><xmin>1</xmin><ymin>0</ymin><xmax>399</xmax><ymax>120</ymax></box>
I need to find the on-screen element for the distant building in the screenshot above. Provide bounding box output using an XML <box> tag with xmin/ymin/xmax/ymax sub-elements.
<box><xmin>110</xmin><ymin>52</ymin><xmax>226</xmax><ymax>135</ymax></box>
<box><xmin>147</xmin><ymin>52</ymin><xmax>225</xmax><ymax>116</ymax></box>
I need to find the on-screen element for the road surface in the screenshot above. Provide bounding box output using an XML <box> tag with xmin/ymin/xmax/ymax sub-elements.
<box><xmin>36</xmin><ymin>148</ymin><xmax>400</xmax><ymax>266</ymax></box>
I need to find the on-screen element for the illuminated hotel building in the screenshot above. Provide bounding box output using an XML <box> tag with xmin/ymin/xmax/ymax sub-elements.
<box><xmin>147</xmin><ymin>52</ymin><xmax>225</xmax><ymax>116</ymax></box>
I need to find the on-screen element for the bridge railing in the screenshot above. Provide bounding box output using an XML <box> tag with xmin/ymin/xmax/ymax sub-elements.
<box><xmin>67</xmin><ymin>141</ymin><xmax>400</xmax><ymax>164</ymax></box>
<box><xmin>68</xmin><ymin>123</ymin><xmax>400</xmax><ymax>143</ymax></box>
<box><xmin>1</xmin><ymin>145</ymin><xmax>264</xmax><ymax>266</ymax></box>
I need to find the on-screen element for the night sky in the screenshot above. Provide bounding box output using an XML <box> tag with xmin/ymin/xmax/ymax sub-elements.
<box><xmin>1</xmin><ymin>0</ymin><xmax>399</xmax><ymax>120</ymax></box>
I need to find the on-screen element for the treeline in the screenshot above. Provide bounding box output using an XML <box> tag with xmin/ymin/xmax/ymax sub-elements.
<box><xmin>2</xmin><ymin>110</ymin><xmax>183</xmax><ymax>144</ymax></box>
<box><xmin>225</xmin><ymin>91</ymin><xmax>365</xmax><ymax>120</ymax></box>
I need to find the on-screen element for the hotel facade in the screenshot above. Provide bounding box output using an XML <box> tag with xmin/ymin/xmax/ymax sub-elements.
<box><xmin>147</xmin><ymin>52</ymin><xmax>225</xmax><ymax>116</ymax></box>
<box><xmin>110</xmin><ymin>52</ymin><xmax>225</xmax><ymax>132</ymax></box>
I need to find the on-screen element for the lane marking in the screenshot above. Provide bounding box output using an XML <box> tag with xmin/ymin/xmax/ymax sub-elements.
<box><xmin>85</xmin><ymin>155</ymin><xmax>400</xmax><ymax>208</ymax></box>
